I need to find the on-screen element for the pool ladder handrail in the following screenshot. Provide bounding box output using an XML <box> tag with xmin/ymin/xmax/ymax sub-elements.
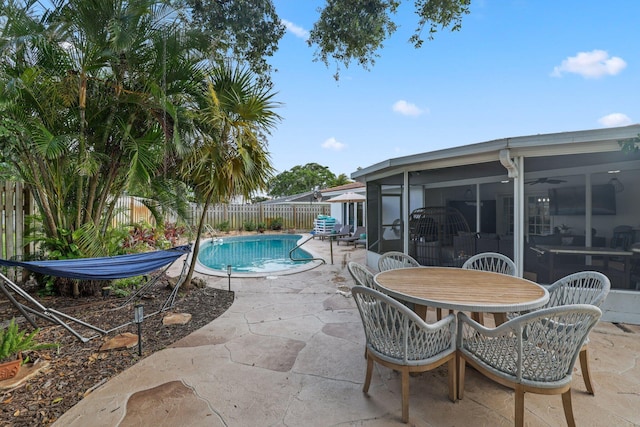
<box><xmin>290</xmin><ymin>235</ymin><xmax>326</xmax><ymax>264</ymax></box>
<box><xmin>203</xmin><ymin>224</ymin><xmax>221</xmax><ymax>237</ymax></box>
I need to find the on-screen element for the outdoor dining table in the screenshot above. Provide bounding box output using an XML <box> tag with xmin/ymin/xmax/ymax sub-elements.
<box><xmin>374</xmin><ymin>267</ymin><xmax>549</xmax><ymax>325</ymax></box>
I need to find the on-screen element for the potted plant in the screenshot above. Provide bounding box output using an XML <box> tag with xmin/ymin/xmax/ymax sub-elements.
<box><xmin>0</xmin><ymin>318</ymin><xmax>56</xmax><ymax>380</ymax></box>
<box><xmin>559</xmin><ymin>224</ymin><xmax>571</xmax><ymax>235</ymax></box>
<box><xmin>257</xmin><ymin>222</ymin><xmax>266</xmax><ymax>233</ymax></box>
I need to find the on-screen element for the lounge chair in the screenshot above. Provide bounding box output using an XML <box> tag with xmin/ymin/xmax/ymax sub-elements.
<box><xmin>337</xmin><ymin>226</ymin><xmax>366</xmax><ymax>246</ymax></box>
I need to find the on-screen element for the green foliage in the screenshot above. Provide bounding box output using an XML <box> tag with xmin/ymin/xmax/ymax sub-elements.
<box><xmin>619</xmin><ymin>134</ymin><xmax>640</xmax><ymax>153</ymax></box>
<box><xmin>251</xmin><ymin>195</ymin><xmax>270</xmax><ymax>203</ymax></box>
<box><xmin>268</xmin><ymin>163</ymin><xmax>340</xmax><ymax>197</ymax></box>
<box><xmin>184</xmin><ymin>0</ymin><xmax>286</xmax><ymax>81</ymax></box>
<box><xmin>179</xmin><ymin>63</ymin><xmax>280</xmax><ymax>287</ymax></box>
<box><xmin>0</xmin><ymin>319</ymin><xmax>58</xmax><ymax>362</ymax></box>
<box><xmin>268</xmin><ymin>217</ymin><xmax>283</xmax><ymax>230</ymax></box>
<box><xmin>103</xmin><ymin>224</ymin><xmax>134</xmax><ymax>256</ymax></box>
<box><xmin>243</xmin><ymin>220</ymin><xmax>257</xmax><ymax>231</ymax></box>
<box><xmin>331</xmin><ymin>173</ymin><xmax>353</xmax><ymax>187</ymax></box>
<box><xmin>111</xmin><ymin>276</ymin><xmax>147</xmax><ymax>297</ymax></box>
<box><xmin>308</xmin><ymin>0</ymin><xmax>471</xmax><ymax>79</ymax></box>
<box><xmin>39</xmin><ymin>277</ymin><xmax>57</xmax><ymax>297</ymax></box>
<box><xmin>410</xmin><ymin>0</ymin><xmax>471</xmax><ymax>47</ymax></box>
<box><xmin>1</xmin><ymin>0</ymin><xmax>476</xmax><ymax>268</ymax></box>
<box><xmin>256</xmin><ymin>221</ymin><xmax>266</xmax><ymax>231</ymax></box>
<box><xmin>40</xmin><ymin>228</ymin><xmax>83</xmax><ymax>260</ymax></box>
<box><xmin>216</xmin><ymin>221</ymin><xmax>231</xmax><ymax>232</ymax></box>
<box><xmin>308</xmin><ymin>0</ymin><xmax>399</xmax><ymax>78</ymax></box>
<box><xmin>0</xmin><ymin>0</ymin><xmax>206</xmax><ymax>255</ymax></box>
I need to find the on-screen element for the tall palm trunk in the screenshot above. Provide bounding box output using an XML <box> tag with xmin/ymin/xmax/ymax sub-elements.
<box><xmin>182</xmin><ymin>191</ymin><xmax>214</xmax><ymax>289</ymax></box>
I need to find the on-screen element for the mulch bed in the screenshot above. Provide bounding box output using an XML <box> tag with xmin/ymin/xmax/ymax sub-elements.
<box><xmin>0</xmin><ymin>277</ymin><xmax>234</xmax><ymax>426</ymax></box>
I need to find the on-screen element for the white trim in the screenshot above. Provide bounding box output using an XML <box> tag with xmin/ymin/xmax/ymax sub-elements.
<box><xmin>352</xmin><ymin>125</ymin><xmax>640</xmax><ymax>180</ymax></box>
<box><xmin>602</xmin><ymin>291</ymin><xmax>640</xmax><ymax>324</ymax></box>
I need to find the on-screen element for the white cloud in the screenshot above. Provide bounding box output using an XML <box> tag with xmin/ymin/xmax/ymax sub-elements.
<box><xmin>392</xmin><ymin>100</ymin><xmax>425</xmax><ymax>117</ymax></box>
<box><xmin>321</xmin><ymin>137</ymin><xmax>346</xmax><ymax>151</ymax></box>
<box><xmin>551</xmin><ymin>50</ymin><xmax>626</xmax><ymax>78</ymax></box>
<box><xmin>281</xmin><ymin>19</ymin><xmax>309</xmax><ymax>40</ymax></box>
<box><xmin>598</xmin><ymin>113</ymin><xmax>633</xmax><ymax>127</ymax></box>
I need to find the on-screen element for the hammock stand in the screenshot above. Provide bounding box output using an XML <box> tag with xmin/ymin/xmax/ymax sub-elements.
<box><xmin>0</xmin><ymin>245</ymin><xmax>192</xmax><ymax>342</ymax></box>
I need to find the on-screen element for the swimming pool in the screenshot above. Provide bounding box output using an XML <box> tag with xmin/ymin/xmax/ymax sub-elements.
<box><xmin>196</xmin><ymin>234</ymin><xmax>318</xmax><ymax>276</ymax></box>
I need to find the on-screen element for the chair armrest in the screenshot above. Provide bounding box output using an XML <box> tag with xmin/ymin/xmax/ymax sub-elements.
<box><xmin>406</xmin><ymin>312</ymin><xmax>457</xmax><ymax>363</ymax></box>
<box><xmin>458</xmin><ymin>305</ymin><xmax>602</xmax><ymax>385</ymax></box>
<box><xmin>456</xmin><ymin>311</ymin><xmax>513</xmax><ymax>348</ymax></box>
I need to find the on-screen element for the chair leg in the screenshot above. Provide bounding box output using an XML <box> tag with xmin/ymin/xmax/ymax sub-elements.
<box><xmin>514</xmin><ymin>386</ymin><xmax>525</xmax><ymax>427</ymax></box>
<box><xmin>401</xmin><ymin>368</ymin><xmax>410</xmax><ymax>423</ymax></box>
<box><xmin>561</xmin><ymin>389</ymin><xmax>576</xmax><ymax>427</ymax></box>
<box><xmin>579</xmin><ymin>346</ymin><xmax>595</xmax><ymax>395</ymax></box>
<box><xmin>447</xmin><ymin>357</ymin><xmax>457</xmax><ymax>402</ymax></box>
<box><xmin>436</xmin><ymin>307</ymin><xmax>443</xmax><ymax>321</ymax></box>
<box><xmin>493</xmin><ymin>312</ymin><xmax>507</xmax><ymax>326</ymax></box>
<box><xmin>363</xmin><ymin>353</ymin><xmax>374</xmax><ymax>393</ymax></box>
<box><xmin>471</xmin><ymin>312</ymin><xmax>484</xmax><ymax>324</ymax></box>
<box><xmin>457</xmin><ymin>354</ymin><xmax>466</xmax><ymax>400</ymax></box>
<box><xmin>415</xmin><ymin>304</ymin><xmax>428</xmax><ymax>320</ymax></box>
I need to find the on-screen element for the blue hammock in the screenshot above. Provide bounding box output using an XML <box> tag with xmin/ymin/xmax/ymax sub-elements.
<box><xmin>0</xmin><ymin>245</ymin><xmax>191</xmax><ymax>280</ymax></box>
<box><xmin>0</xmin><ymin>244</ymin><xmax>193</xmax><ymax>342</ymax></box>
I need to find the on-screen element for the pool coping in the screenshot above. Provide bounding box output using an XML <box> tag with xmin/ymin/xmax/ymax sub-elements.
<box><xmin>192</xmin><ymin>233</ymin><xmax>325</xmax><ymax>278</ymax></box>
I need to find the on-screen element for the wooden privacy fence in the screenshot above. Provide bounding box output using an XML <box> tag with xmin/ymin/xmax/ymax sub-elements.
<box><xmin>112</xmin><ymin>197</ymin><xmax>330</xmax><ymax>231</ymax></box>
<box><xmin>187</xmin><ymin>202</ymin><xmax>330</xmax><ymax>231</ymax></box>
<box><xmin>0</xmin><ymin>187</ymin><xmax>329</xmax><ymax>275</ymax></box>
<box><xmin>90</xmin><ymin>196</ymin><xmax>334</xmax><ymax>234</ymax></box>
<box><xmin>1</xmin><ymin>182</ymin><xmax>35</xmax><ymax>281</ymax></box>
<box><xmin>1</xmin><ymin>190</ymin><xmax>330</xmax><ymax>249</ymax></box>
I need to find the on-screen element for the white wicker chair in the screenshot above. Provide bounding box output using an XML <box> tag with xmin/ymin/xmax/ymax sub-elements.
<box><xmin>352</xmin><ymin>286</ymin><xmax>457</xmax><ymax>423</ymax></box>
<box><xmin>457</xmin><ymin>304</ymin><xmax>601</xmax><ymax>427</ymax></box>
<box><xmin>460</xmin><ymin>252</ymin><xmax>517</xmax><ymax>323</ymax></box>
<box><xmin>529</xmin><ymin>271</ymin><xmax>610</xmax><ymax>395</ymax></box>
<box><xmin>348</xmin><ymin>262</ymin><xmax>376</xmax><ymax>289</ymax></box>
<box><xmin>462</xmin><ymin>252</ymin><xmax>516</xmax><ymax>276</ymax></box>
<box><xmin>377</xmin><ymin>251</ymin><xmax>421</xmax><ymax>272</ymax></box>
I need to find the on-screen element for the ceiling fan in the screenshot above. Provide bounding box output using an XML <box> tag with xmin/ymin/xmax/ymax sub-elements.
<box><xmin>525</xmin><ymin>177</ymin><xmax>567</xmax><ymax>185</ymax></box>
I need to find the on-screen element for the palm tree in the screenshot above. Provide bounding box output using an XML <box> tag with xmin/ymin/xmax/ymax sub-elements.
<box><xmin>181</xmin><ymin>64</ymin><xmax>280</xmax><ymax>288</ymax></box>
<box><xmin>0</xmin><ymin>0</ymin><xmax>205</xmax><ymax>256</ymax></box>
<box><xmin>330</xmin><ymin>173</ymin><xmax>353</xmax><ymax>187</ymax></box>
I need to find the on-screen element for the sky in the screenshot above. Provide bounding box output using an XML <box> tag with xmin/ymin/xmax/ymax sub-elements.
<box><xmin>264</xmin><ymin>0</ymin><xmax>640</xmax><ymax>179</ymax></box>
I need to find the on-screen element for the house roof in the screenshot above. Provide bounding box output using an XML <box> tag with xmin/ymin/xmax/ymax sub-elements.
<box><xmin>261</xmin><ymin>191</ymin><xmax>322</xmax><ymax>204</ymax></box>
<box><xmin>320</xmin><ymin>182</ymin><xmax>365</xmax><ymax>194</ymax></box>
<box><xmin>261</xmin><ymin>182</ymin><xmax>365</xmax><ymax>205</ymax></box>
<box><xmin>351</xmin><ymin>125</ymin><xmax>640</xmax><ymax>181</ymax></box>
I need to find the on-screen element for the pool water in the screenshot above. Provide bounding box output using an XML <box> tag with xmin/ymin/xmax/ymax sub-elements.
<box><xmin>197</xmin><ymin>234</ymin><xmax>314</xmax><ymax>274</ymax></box>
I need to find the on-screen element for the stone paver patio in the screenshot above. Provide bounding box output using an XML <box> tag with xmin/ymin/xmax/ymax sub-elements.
<box><xmin>54</xmin><ymin>235</ymin><xmax>640</xmax><ymax>426</ymax></box>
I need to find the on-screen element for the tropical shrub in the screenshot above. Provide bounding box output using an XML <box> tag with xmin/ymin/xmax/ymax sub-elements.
<box><xmin>216</xmin><ymin>221</ymin><xmax>231</xmax><ymax>233</ymax></box>
<box><xmin>0</xmin><ymin>319</ymin><xmax>57</xmax><ymax>363</ymax></box>
<box><xmin>269</xmin><ymin>217</ymin><xmax>283</xmax><ymax>230</ymax></box>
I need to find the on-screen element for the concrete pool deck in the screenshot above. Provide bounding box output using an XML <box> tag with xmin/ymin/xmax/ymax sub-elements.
<box><xmin>54</xmin><ymin>234</ymin><xmax>640</xmax><ymax>426</ymax></box>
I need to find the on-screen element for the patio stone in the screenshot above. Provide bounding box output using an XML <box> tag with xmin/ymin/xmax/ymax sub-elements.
<box><xmin>53</xmin><ymin>236</ymin><xmax>640</xmax><ymax>427</ymax></box>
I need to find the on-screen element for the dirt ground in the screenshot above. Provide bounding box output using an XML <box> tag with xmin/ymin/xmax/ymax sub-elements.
<box><xmin>0</xmin><ymin>276</ymin><xmax>234</xmax><ymax>426</ymax></box>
